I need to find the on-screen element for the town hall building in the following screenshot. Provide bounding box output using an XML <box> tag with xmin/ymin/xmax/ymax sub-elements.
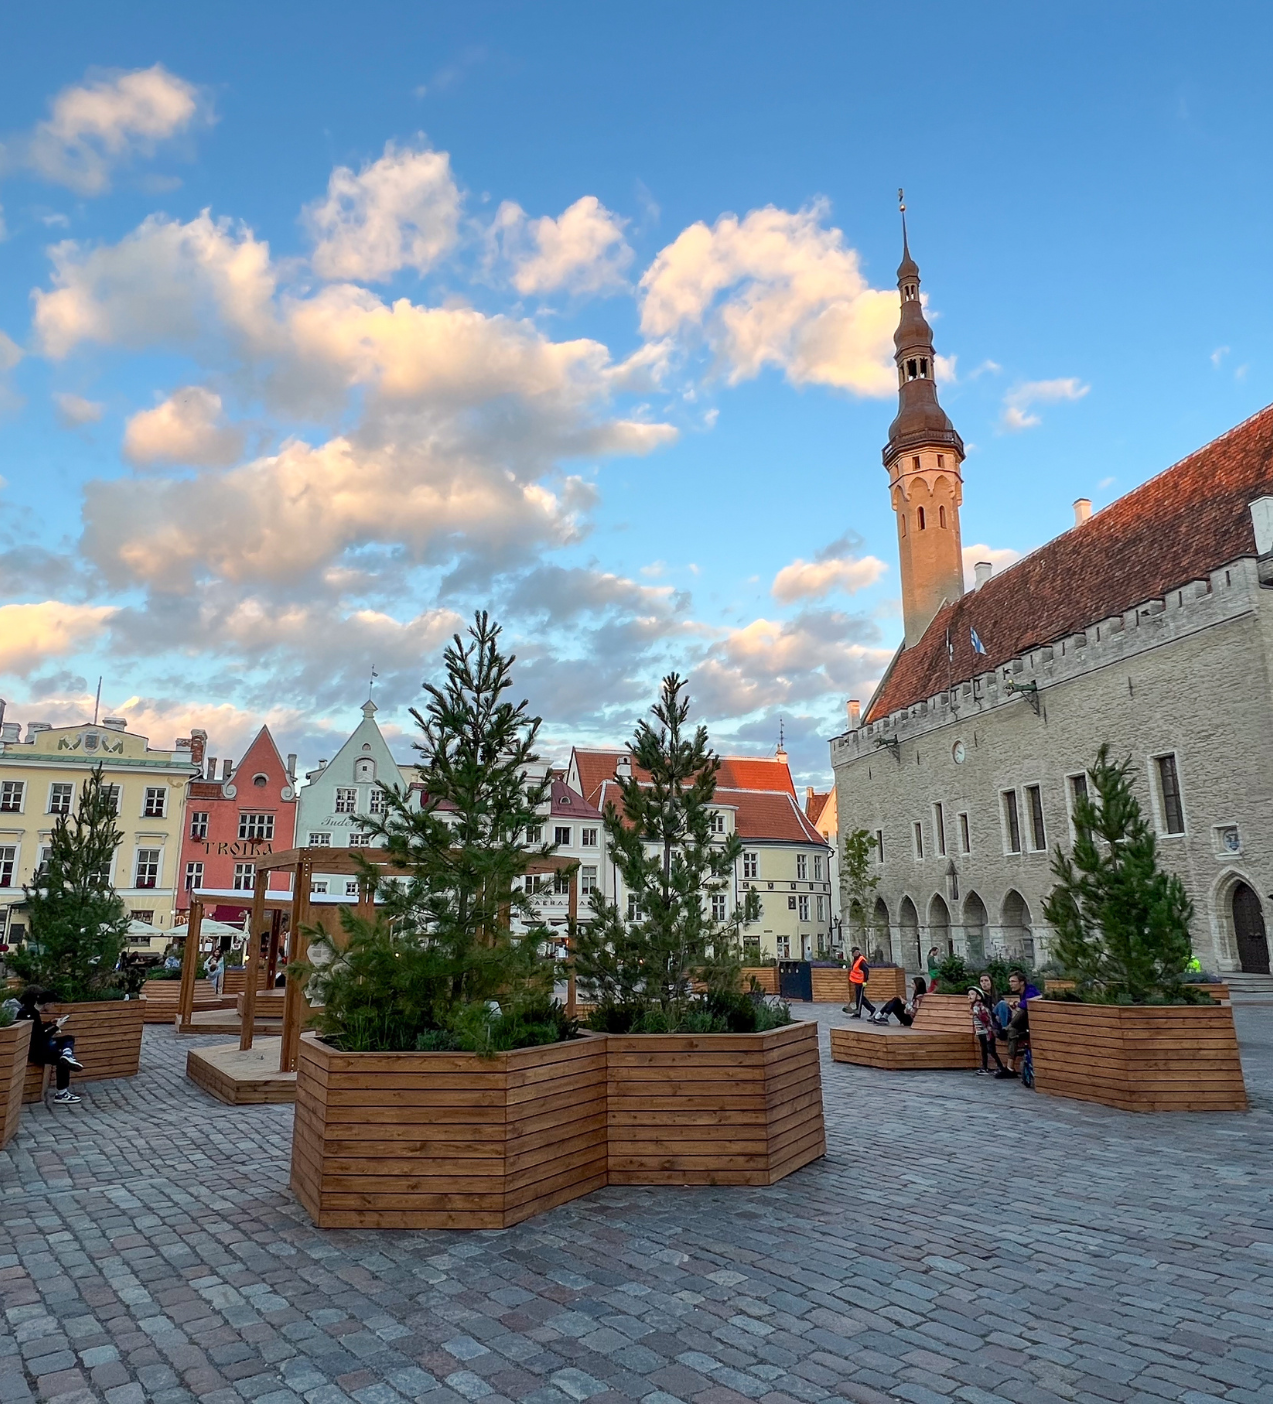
<box><xmin>831</xmin><ymin>224</ymin><xmax>1273</xmax><ymax>980</ymax></box>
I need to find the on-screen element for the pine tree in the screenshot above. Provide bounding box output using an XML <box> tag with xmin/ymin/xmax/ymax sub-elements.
<box><xmin>573</xmin><ymin>673</ymin><xmax>757</xmax><ymax>1022</ymax></box>
<box><xmin>1042</xmin><ymin>744</ymin><xmax>1196</xmax><ymax>1003</ymax></box>
<box><xmin>11</xmin><ymin>765</ymin><xmax>128</xmax><ymax>1002</ymax></box>
<box><xmin>303</xmin><ymin>612</ymin><xmax>565</xmax><ymax>1051</ymax></box>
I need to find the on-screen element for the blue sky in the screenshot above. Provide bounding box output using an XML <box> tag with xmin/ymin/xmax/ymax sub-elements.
<box><xmin>0</xmin><ymin>2</ymin><xmax>1269</xmax><ymax>784</ymax></box>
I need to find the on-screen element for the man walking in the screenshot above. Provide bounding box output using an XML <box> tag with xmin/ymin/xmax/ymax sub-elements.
<box><xmin>843</xmin><ymin>946</ymin><xmax>876</xmax><ymax>1019</ymax></box>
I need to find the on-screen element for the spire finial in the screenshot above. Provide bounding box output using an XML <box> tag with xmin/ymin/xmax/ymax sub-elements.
<box><xmin>898</xmin><ymin>186</ymin><xmax>907</xmax><ymax>249</ymax></box>
<box><xmin>896</xmin><ymin>189</ymin><xmax>918</xmax><ymax>285</ymax></box>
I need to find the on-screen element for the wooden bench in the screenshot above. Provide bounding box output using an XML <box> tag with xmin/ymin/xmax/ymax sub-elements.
<box><xmin>22</xmin><ymin>999</ymin><xmax>145</xmax><ymax>1102</ymax></box>
<box><xmin>139</xmin><ymin>979</ymin><xmax>223</xmax><ymax>1023</ymax></box>
<box><xmin>829</xmin><ymin>993</ymin><xmax>980</xmax><ymax>1070</ymax></box>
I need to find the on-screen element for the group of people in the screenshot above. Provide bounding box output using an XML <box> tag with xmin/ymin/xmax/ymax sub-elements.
<box><xmin>842</xmin><ymin>946</ymin><xmax>1039</xmax><ymax>1081</ymax></box>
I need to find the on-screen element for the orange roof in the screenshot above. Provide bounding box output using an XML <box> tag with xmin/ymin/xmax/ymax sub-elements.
<box><xmin>571</xmin><ymin>747</ymin><xmax>795</xmax><ymax>809</ymax></box>
<box><xmin>805</xmin><ymin>789</ymin><xmax>832</xmax><ymax>826</ymax></box>
<box><xmin>590</xmin><ymin>779</ymin><xmax>827</xmax><ymax>847</ymax></box>
<box><xmin>867</xmin><ymin>403</ymin><xmax>1273</xmax><ymax>722</ymax></box>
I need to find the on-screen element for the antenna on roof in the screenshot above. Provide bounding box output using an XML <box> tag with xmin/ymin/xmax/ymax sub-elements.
<box><xmin>93</xmin><ymin>677</ymin><xmax>102</xmax><ymax>726</ymax></box>
<box><xmin>368</xmin><ymin>665</ymin><xmax>378</xmax><ymax>700</ymax></box>
<box><xmin>776</xmin><ymin>718</ymin><xmax>788</xmax><ymax>763</ymax></box>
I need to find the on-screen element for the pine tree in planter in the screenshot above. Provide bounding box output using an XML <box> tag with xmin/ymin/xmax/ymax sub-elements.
<box><xmin>11</xmin><ymin>765</ymin><xmax>128</xmax><ymax>1002</ymax></box>
<box><xmin>572</xmin><ymin>673</ymin><xmax>780</xmax><ymax>1033</ymax></box>
<box><xmin>302</xmin><ymin>612</ymin><xmax>569</xmax><ymax>1052</ymax></box>
<box><xmin>1042</xmin><ymin>744</ymin><xmax>1198</xmax><ymax>1003</ymax></box>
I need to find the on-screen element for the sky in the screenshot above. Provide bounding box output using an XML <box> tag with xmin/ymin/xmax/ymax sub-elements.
<box><xmin>1</xmin><ymin>2</ymin><xmax>1270</xmax><ymax>786</ymax></box>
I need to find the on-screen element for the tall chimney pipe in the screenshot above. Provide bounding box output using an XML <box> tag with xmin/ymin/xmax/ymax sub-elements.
<box><xmin>847</xmin><ymin>698</ymin><xmax>861</xmax><ymax>728</ymax></box>
<box><xmin>973</xmin><ymin>561</ymin><xmax>993</xmax><ymax>590</ymax></box>
<box><xmin>1073</xmin><ymin>498</ymin><xmax>1092</xmax><ymax>527</ymax></box>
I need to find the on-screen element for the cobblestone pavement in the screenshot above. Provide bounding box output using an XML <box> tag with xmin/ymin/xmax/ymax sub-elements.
<box><xmin>2</xmin><ymin>1004</ymin><xmax>1271</xmax><ymax>1404</ymax></box>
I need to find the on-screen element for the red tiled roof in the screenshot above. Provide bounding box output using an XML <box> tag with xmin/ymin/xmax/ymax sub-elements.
<box><xmin>571</xmin><ymin>747</ymin><xmax>795</xmax><ymax>808</ymax></box>
<box><xmin>591</xmin><ymin>779</ymin><xmax>827</xmax><ymax>847</ymax></box>
<box><xmin>805</xmin><ymin>789</ymin><xmax>832</xmax><ymax>826</ymax></box>
<box><xmin>550</xmin><ymin>778</ymin><xmax>601</xmax><ymax>819</ymax></box>
<box><xmin>867</xmin><ymin>403</ymin><xmax>1273</xmax><ymax>722</ymax></box>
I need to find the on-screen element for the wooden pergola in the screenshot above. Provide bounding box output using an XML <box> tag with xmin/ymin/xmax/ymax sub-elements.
<box><xmin>214</xmin><ymin>846</ymin><xmax>583</xmax><ymax>1073</ymax></box>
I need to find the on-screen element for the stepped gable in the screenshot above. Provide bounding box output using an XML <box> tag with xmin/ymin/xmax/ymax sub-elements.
<box><xmin>866</xmin><ymin>402</ymin><xmax>1273</xmax><ymax>723</ymax></box>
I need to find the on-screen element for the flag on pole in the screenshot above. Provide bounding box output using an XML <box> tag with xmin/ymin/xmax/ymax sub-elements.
<box><xmin>970</xmin><ymin>627</ymin><xmax>987</xmax><ymax>655</ymax></box>
<box><xmin>946</xmin><ymin>628</ymin><xmax>953</xmax><ymax>662</ymax></box>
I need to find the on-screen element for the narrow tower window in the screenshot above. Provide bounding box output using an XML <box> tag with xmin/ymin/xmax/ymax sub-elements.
<box><xmin>937</xmin><ymin>454</ymin><xmax>944</xmax><ymax>468</ymax></box>
<box><xmin>917</xmin><ymin>507</ymin><xmax>926</xmax><ymax>530</ymax></box>
<box><xmin>912</xmin><ymin>456</ymin><xmax>921</xmax><ymax>471</ymax></box>
<box><xmin>939</xmin><ymin>506</ymin><xmax>947</xmax><ymax>528</ymax></box>
<box><xmin>920</xmin><ymin>357</ymin><xmax>928</xmax><ymax>377</ymax></box>
<box><xmin>907</xmin><ymin>359</ymin><xmax>918</xmax><ymax>379</ymax></box>
<box><xmin>900</xmin><ymin>515</ymin><xmax>907</xmax><ymax>537</ymax></box>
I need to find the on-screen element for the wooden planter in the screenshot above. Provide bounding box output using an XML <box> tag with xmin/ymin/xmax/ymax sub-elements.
<box><xmin>22</xmin><ymin>999</ymin><xmax>144</xmax><ymax>1103</ymax></box>
<box><xmin>741</xmin><ymin>966</ymin><xmax>778</xmax><ymax>994</ymax></box>
<box><xmin>1029</xmin><ymin>999</ymin><xmax>1247</xmax><ymax>1112</ymax></box>
<box><xmin>830</xmin><ymin>992</ymin><xmax>979</xmax><ymax>1070</ymax></box>
<box><xmin>222</xmin><ymin>967</ymin><xmax>273</xmax><ymax>996</ymax></box>
<box><xmin>0</xmin><ymin>1021</ymin><xmax>32</xmax><ymax>1146</ymax></box>
<box><xmin>291</xmin><ymin>1033</ymin><xmax>608</xmax><ymax>1230</ymax></box>
<box><xmin>605</xmin><ymin>1021</ymin><xmax>824</xmax><ymax>1186</ymax></box>
<box><xmin>140</xmin><ymin>979</ymin><xmax>221</xmax><ymax>1023</ymax></box>
<box><xmin>809</xmin><ymin>966</ymin><xmax>906</xmax><ymax>1003</ymax></box>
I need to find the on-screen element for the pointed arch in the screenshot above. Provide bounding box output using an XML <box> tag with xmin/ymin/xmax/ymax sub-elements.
<box><xmin>871</xmin><ymin>896</ymin><xmax>893</xmax><ymax>964</ymax></box>
<box><xmin>962</xmin><ymin>890</ymin><xmax>988</xmax><ymax>962</ymax></box>
<box><xmin>898</xmin><ymin>896</ymin><xmax>920</xmax><ymax>971</ymax></box>
<box><xmin>999</xmin><ymin>889</ymin><xmax>1034</xmax><ymax>965</ymax></box>
<box><xmin>928</xmin><ymin>893</ymin><xmax>951</xmax><ymax>960</ymax></box>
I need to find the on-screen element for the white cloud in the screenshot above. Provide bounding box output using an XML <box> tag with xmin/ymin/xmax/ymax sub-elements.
<box><xmin>0</xmin><ymin>601</ymin><xmax>115</xmax><ymax>675</ymax></box>
<box><xmin>493</xmin><ymin>195</ymin><xmax>633</xmax><ymax>297</ymax></box>
<box><xmin>11</xmin><ymin>65</ymin><xmax>202</xmax><ymax>195</ymax></box>
<box><xmin>53</xmin><ymin>392</ymin><xmax>103</xmax><ymax>426</ymax></box>
<box><xmin>306</xmin><ymin>140</ymin><xmax>460</xmax><ymax>282</ymax></box>
<box><xmin>962</xmin><ymin>543</ymin><xmax>1022</xmax><ymax>590</ymax></box>
<box><xmin>771</xmin><ymin>553</ymin><xmax>885</xmax><ymax>604</ymax></box>
<box><xmin>1001</xmin><ymin>377</ymin><xmax>1089</xmax><ymax>431</ymax></box>
<box><xmin>0</xmin><ymin>331</ymin><xmax>21</xmax><ymax>373</ymax></box>
<box><xmin>934</xmin><ymin>353</ymin><xmax>957</xmax><ymax>384</ymax></box>
<box><xmin>1211</xmin><ymin>345</ymin><xmax>1229</xmax><ymax>367</ymax></box>
<box><xmin>123</xmin><ymin>386</ymin><xmax>244</xmax><ymax>467</ymax></box>
<box><xmin>639</xmin><ymin>201</ymin><xmax>898</xmax><ymax>394</ymax></box>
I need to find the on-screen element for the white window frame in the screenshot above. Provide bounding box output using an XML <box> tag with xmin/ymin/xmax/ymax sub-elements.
<box><xmin>345</xmin><ymin>880</ymin><xmax>360</xmax><ymax>897</ymax></box>
<box><xmin>334</xmin><ymin>787</ymin><xmax>358</xmax><ymax>814</ymax></box>
<box><xmin>48</xmin><ymin>782</ymin><xmax>74</xmax><ymax>817</ymax></box>
<box><xmin>238</xmin><ymin>812</ymin><xmax>275</xmax><ymax>841</ymax></box>
<box><xmin>798</xmin><ymin>894</ymin><xmax>810</xmax><ymax>922</ymax></box>
<box><xmin>813</xmin><ymin>854</ymin><xmax>823</xmax><ymax>881</ymax></box>
<box><xmin>369</xmin><ymin>788</ymin><xmax>389</xmax><ymax>815</ymax></box>
<box><xmin>308</xmin><ymin>831</ymin><xmax>332</xmax><ymax>846</ymax></box>
<box><xmin>710</xmin><ymin>891</ymin><xmax>727</xmax><ymax>922</ymax></box>
<box><xmin>349</xmin><ymin>833</ymin><xmax>373</xmax><ymax>848</ymax></box>
<box><xmin>743</xmin><ymin>851</ymin><xmax>758</xmax><ymax>879</ymax></box>
<box><xmin>1001</xmin><ymin>790</ymin><xmax>1022</xmax><ymax>855</ymax></box>
<box><xmin>232</xmin><ymin>862</ymin><xmax>256</xmax><ymax>891</ymax></box>
<box><xmin>0</xmin><ymin>845</ymin><xmax>17</xmax><ymax>888</ymax></box>
<box><xmin>554</xmin><ymin>826</ymin><xmax>572</xmax><ymax>847</ymax></box>
<box><xmin>709</xmin><ymin>811</ymin><xmax>726</xmax><ymax>835</ymax></box>
<box><xmin>776</xmin><ymin>935</ymin><xmax>791</xmax><ymax>959</ymax></box>
<box><xmin>796</xmin><ymin>853</ymin><xmax>808</xmax><ymax>880</ymax></box>
<box><xmin>142</xmin><ymin>786</ymin><xmax>167</xmax><ymax>819</ymax></box>
<box><xmin>189</xmin><ymin>810</ymin><xmax>209</xmax><ymax>840</ymax></box>
<box><xmin>0</xmin><ymin>781</ymin><xmax>25</xmax><ymax>814</ymax></box>
<box><xmin>310</xmin><ymin>879</ymin><xmax>329</xmax><ymax>894</ymax></box>
<box><xmin>101</xmin><ymin>784</ymin><xmax>121</xmax><ymax>814</ymax></box>
<box><xmin>1150</xmin><ymin>751</ymin><xmax>1186</xmax><ymax>837</ymax></box>
<box><xmin>816</xmin><ymin>894</ymin><xmax>826</xmax><ymax>922</ymax></box>
<box><xmin>581</xmin><ymin>864</ymin><xmax>598</xmax><ymax>895</ymax></box>
<box><xmin>134</xmin><ymin>847</ymin><xmax>162</xmax><ymax>889</ymax></box>
<box><xmin>185</xmin><ymin>860</ymin><xmax>204</xmax><ymax>892</ymax></box>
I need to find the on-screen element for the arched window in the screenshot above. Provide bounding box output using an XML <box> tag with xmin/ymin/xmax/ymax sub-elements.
<box><xmin>917</xmin><ymin>507</ymin><xmax>926</xmax><ymax>531</ymax></box>
<box><xmin>939</xmin><ymin>505</ymin><xmax>946</xmax><ymax>528</ymax></box>
<box><xmin>919</xmin><ymin>357</ymin><xmax>928</xmax><ymax>377</ymax></box>
<box><xmin>907</xmin><ymin>359</ymin><xmax>918</xmax><ymax>379</ymax></box>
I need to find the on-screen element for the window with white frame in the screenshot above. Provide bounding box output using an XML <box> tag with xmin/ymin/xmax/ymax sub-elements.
<box><xmin>709</xmin><ymin>811</ymin><xmax>726</xmax><ymax>834</ymax></box>
<box><xmin>0</xmin><ymin>781</ymin><xmax>25</xmax><ymax>813</ymax></box>
<box><xmin>626</xmin><ymin>893</ymin><xmax>645</xmax><ymax>921</ymax></box>
<box><xmin>813</xmin><ymin>854</ymin><xmax>823</xmax><ymax>881</ymax></box>
<box><xmin>134</xmin><ymin>849</ymin><xmax>161</xmax><ymax>888</ymax></box>
<box><xmin>349</xmin><ymin>832</ymin><xmax>373</xmax><ymax>847</ymax></box>
<box><xmin>0</xmin><ymin>846</ymin><xmax>15</xmax><ymax>887</ymax></box>
<box><xmin>581</xmin><ymin>827</ymin><xmax>598</xmax><ymax>847</ymax></box>
<box><xmin>308</xmin><ymin>831</ymin><xmax>331</xmax><ymax>846</ymax></box>
<box><xmin>553</xmin><ymin>870</ymin><xmax>570</xmax><ymax>896</ymax></box>
<box><xmin>958</xmin><ymin>812</ymin><xmax>971</xmax><ymax>854</ymax></box>
<box><xmin>189</xmin><ymin>810</ymin><xmax>209</xmax><ymax>839</ymax></box>
<box><xmin>143</xmin><ymin>786</ymin><xmax>167</xmax><ymax>818</ymax></box>
<box><xmin>345</xmin><ymin>880</ymin><xmax>360</xmax><ymax>897</ymax></box>
<box><xmin>796</xmin><ymin>853</ymin><xmax>808</xmax><ymax>879</ymax></box>
<box><xmin>816</xmin><ymin>894</ymin><xmax>826</xmax><ymax>922</ymax></box>
<box><xmin>1155</xmin><ymin>753</ymin><xmax>1185</xmax><ymax>834</ymax></box>
<box><xmin>334</xmin><ymin>787</ymin><xmax>357</xmax><ymax>814</ymax></box>
<box><xmin>710</xmin><ymin>891</ymin><xmax>727</xmax><ymax>922</ymax></box>
<box><xmin>798</xmin><ymin>894</ymin><xmax>810</xmax><ymax>921</ymax></box>
<box><xmin>776</xmin><ymin>935</ymin><xmax>791</xmax><ymax>958</ymax></box>
<box><xmin>184</xmin><ymin>861</ymin><xmax>204</xmax><ymax>891</ymax></box>
<box><xmin>743</xmin><ymin>851</ymin><xmax>758</xmax><ymax>879</ymax></box>
<box><xmin>238</xmin><ymin>812</ymin><xmax>275</xmax><ymax>840</ymax></box>
<box><xmin>913</xmin><ymin>821</ymin><xmax>924</xmax><ymax>859</ymax></box>
<box><xmin>101</xmin><ymin>784</ymin><xmax>121</xmax><ymax>814</ymax></box>
<box><xmin>581</xmin><ymin>865</ymin><xmax>598</xmax><ymax>895</ymax></box>
<box><xmin>311</xmin><ymin>879</ymin><xmax>329</xmax><ymax>894</ymax></box>
<box><xmin>554</xmin><ymin>825</ymin><xmax>572</xmax><ymax>846</ymax></box>
<box><xmin>1002</xmin><ymin>790</ymin><xmax>1022</xmax><ymax>854</ymax></box>
<box><xmin>36</xmin><ymin>845</ymin><xmax>52</xmax><ymax>877</ymax></box>
<box><xmin>48</xmin><ymin>783</ymin><xmax>74</xmax><ymax>816</ymax></box>
<box><xmin>526</xmin><ymin>824</ymin><xmax>543</xmax><ymax>845</ymax></box>
<box><xmin>1026</xmin><ymin>785</ymin><xmax>1046</xmax><ymax>851</ymax></box>
<box><xmin>232</xmin><ymin>862</ymin><xmax>255</xmax><ymax>891</ymax></box>
<box><xmin>369</xmin><ymin>787</ymin><xmax>389</xmax><ymax>814</ymax></box>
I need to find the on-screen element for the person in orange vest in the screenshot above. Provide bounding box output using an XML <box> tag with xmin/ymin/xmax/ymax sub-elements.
<box><xmin>844</xmin><ymin>946</ymin><xmax>876</xmax><ymax>1020</ymax></box>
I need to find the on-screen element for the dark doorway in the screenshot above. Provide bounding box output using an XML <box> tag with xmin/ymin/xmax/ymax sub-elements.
<box><xmin>1233</xmin><ymin>882</ymin><xmax>1270</xmax><ymax>974</ymax></box>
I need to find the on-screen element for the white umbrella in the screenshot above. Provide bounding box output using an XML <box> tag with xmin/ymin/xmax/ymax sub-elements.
<box><xmin>126</xmin><ymin>918</ymin><xmax>164</xmax><ymax>939</ymax></box>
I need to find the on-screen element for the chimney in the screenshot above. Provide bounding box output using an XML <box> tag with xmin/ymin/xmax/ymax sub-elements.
<box><xmin>207</xmin><ymin>756</ymin><xmax>217</xmax><ymax>780</ymax></box>
<box><xmin>805</xmin><ymin>785</ymin><xmax>815</xmax><ymax>813</ymax></box>
<box><xmin>847</xmin><ymin>698</ymin><xmax>861</xmax><ymax>728</ymax></box>
<box><xmin>0</xmin><ymin>722</ymin><xmax>19</xmax><ymax>745</ymax></box>
<box><xmin>27</xmin><ymin>722</ymin><xmax>52</xmax><ymax>741</ymax></box>
<box><xmin>615</xmin><ymin>754</ymin><xmax>632</xmax><ymax>779</ymax></box>
<box><xmin>189</xmin><ymin>729</ymin><xmax>207</xmax><ymax>767</ymax></box>
<box><xmin>222</xmin><ymin>758</ymin><xmax>233</xmax><ymax>780</ymax></box>
<box><xmin>973</xmin><ymin>561</ymin><xmax>993</xmax><ymax>590</ymax></box>
<box><xmin>1073</xmin><ymin>498</ymin><xmax>1092</xmax><ymax>527</ymax></box>
<box><xmin>101</xmin><ymin>717</ymin><xmax>127</xmax><ymax>732</ymax></box>
<box><xmin>286</xmin><ymin>753</ymin><xmax>297</xmax><ymax>782</ymax></box>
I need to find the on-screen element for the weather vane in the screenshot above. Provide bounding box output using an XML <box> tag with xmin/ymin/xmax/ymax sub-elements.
<box><xmin>368</xmin><ymin>665</ymin><xmax>378</xmax><ymax>700</ymax></box>
<box><xmin>898</xmin><ymin>187</ymin><xmax>905</xmax><ymax>213</ymax></box>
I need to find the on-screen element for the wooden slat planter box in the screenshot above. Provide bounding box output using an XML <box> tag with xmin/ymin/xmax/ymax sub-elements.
<box><xmin>1189</xmin><ymin>983</ymin><xmax>1230</xmax><ymax>1003</ymax></box>
<box><xmin>140</xmin><ymin>980</ymin><xmax>221</xmax><ymax>1023</ymax></box>
<box><xmin>0</xmin><ymin>1021</ymin><xmax>32</xmax><ymax>1147</ymax></box>
<box><xmin>1029</xmin><ymin>999</ymin><xmax>1247</xmax><ymax>1112</ymax></box>
<box><xmin>741</xmin><ymin>967</ymin><xmax>778</xmax><ymax>995</ymax></box>
<box><xmin>22</xmin><ymin>999</ymin><xmax>144</xmax><ymax>1103</ymax></box>
<box><xmin>605</xmin><ymin>1021</ymin><xmax>824</xmax><ymax>1186</ymax></box>
<box><xmin>830</xmin><ymin>993</ymin><xmax>979</xmax><ymax>1071</ymax></box>
<box><xmin>222</xmin><ymin>967</ymin><xmax>273</xmax><ymax>996</ymax></box>
<box><xmin>864</xmin><ymin>967</ymin><xmax>906</xmax><ymax>1002</ymax></box>
<box><xmin>291</xmin><ymin>1032</ymin><xmax>608</xmax><ymax>1230</ymax></box>
<box><xmin>187</xmin><ymin>1038</ymin><xmax>296</xmax><ymax>1105</ymax></box>
<box><xmin>808</xmin><ymin>967</ymin><xmax>907</xmax><ymax>1003</ymax></box>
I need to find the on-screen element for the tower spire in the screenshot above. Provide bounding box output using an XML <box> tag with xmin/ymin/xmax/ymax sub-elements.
<box><xmin>882</xmin><ymin>205</ymin><xmax>966</xmax><ymax>647</ymax></box>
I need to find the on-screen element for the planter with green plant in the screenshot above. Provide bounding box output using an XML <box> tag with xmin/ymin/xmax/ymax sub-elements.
<box><xmin>10</xmin><ymin>766</ymin><xmax>144</xmax><ymax>1100</ymax></box>
<box><xmin>1031</xmin><ymin>746</ymin><xmax>1246</xmax><ymax>1112</ymax></box>
<box><xmin>289</xmin><ymin>614</ymin><xmax>607</xmax><ymax>1229</ymax></box>
<box><xmin>0</xmin><ymin>1005</ymin><xmax>32</xmax><ymax>1146</ymax></box>
<box><xmin>573</xmin><ymin>675</ymin><xmax>824</xmax><ymax>1186</ymax></box>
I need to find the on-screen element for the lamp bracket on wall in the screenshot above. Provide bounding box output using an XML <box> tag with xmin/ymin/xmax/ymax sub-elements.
<box><xmin>873</xmin><ymin>735</ymin><xmax>901</xmax><ymax>762</ymax></box>
<box><xmin>1005</xmin><ymin>679</ymin><xmax>1041</xmax><ymax>715</ymax></box>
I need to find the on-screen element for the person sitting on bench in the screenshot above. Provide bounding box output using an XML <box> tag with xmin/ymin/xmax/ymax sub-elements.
<box><xmin>17</xmin><ymin>989</ymin><xmax>85</xmax><ymax>1105</ymax></box>
<box><xmin>872</xmin><ymin>976</ymin><xmax>927</xmax><ymax>1026</ymax></box>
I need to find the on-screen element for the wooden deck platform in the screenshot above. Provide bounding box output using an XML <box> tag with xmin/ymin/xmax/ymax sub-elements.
<box><xmin>185</xmin><ymin>1038</ymin><xmax>297</xmax><ymax>1105</ymax></box>
<box><xmin>177</xmin><ymin>1005</ymin><xmax>285</xmax><ymax>1035</ymax></box>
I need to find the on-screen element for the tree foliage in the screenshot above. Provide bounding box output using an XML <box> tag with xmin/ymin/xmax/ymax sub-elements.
<box><xmin>572</xmin><ymin>673</ymin><xmax>767</xmax><ymax>1029</ymax></box>
<box><xmin>11</xmin><ymin>765</ymin><xmax>128</xmax><ymax>1002</ymax></box>
<box><xmin>840</xmin><ymin>827</ymin><xmax>880</xmax><ymax>953</ymax></box>
<box><xmin>1042</xmin><ymin>744</ymin><xmax>1198</xmax><ymax>1003</ymax></box>
<box><xmin>300</xmin><ymin>612</ymin><xmax>568</xmax><ymax>1051</ymax></box>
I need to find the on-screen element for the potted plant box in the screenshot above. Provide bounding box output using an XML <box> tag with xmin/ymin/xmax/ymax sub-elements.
<box><xmin>22</xmin><ymin>999</ymin><xmax>145</xmax><ymax>1103</ymax></box>
<box><xmin>140</xmin><ymin>978</ymin><xmax>222</xmax><ymax>1023</ymax></box>
<box><xmin>0</xmin><ymin>1020</ymin><xmax>32</xmax><ymax>1146</ymax></box>
<box><xmin>291</xmin><ymin>1031</ymin><xmax>608</xmax><ymax>1229</ymax></box>
<box><xmin>605</xmin><ymin>1020</ymin><xmax>824</xmax><ymax>1186</ymax></box>
<box><xmin>741</xmin><ymin>966</ymin><xmax>778</xmax><ymax>995</ymax></box>
<box><xmin>222</xmin><ymin>966</ymin><xmax>273</xmax><ymax>996</ymax></box>
<box><xmin>1029</xmin><ymin>999</ymin><xmax>1247</xmax><ymax>1112</ymax></box>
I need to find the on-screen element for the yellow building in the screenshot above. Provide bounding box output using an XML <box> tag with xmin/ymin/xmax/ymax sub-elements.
<box><xmin>0</xmin><ymin>714</ymin><xmax>201</xmax><ymax>946</ymax></box>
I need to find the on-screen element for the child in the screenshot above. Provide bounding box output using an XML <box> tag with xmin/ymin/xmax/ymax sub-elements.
<box><xmin>968</xmin><ymin>987</ymin><xmax>1007</xmax><ymax>1076</ymax></box>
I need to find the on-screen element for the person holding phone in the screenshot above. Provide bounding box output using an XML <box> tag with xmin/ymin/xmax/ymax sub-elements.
<box><xmin>16</xmin><ymin>988</ymin><xmax>84</xmax><ymax>1104</ymax></box>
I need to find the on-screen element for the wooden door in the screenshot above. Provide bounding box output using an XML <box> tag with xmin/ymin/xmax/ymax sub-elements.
<box><xmin>1233</xmin><ymin>882</ymin><xmax>1270</xmax><ymax>974</ymax></box>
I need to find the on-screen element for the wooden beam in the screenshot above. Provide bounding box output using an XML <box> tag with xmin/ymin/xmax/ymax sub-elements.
<box><xmin>279</xmin><ymin>856</ymin><xmax>312</xmax><ymax>1073</ymax></box>
<box><xmin>176</xmin><ymin>899</ymin><xmax>202</xmax><ymax>1029</ymax></box>
<box><xmin>240</xmin><ymin>878</ymin><xmax>267</xmax><ymax>1052</ymax></box>
<box><xmin>567</xmin><ymin>870</ymin><xmax>578</xmax><ymax>1017</ymax></box>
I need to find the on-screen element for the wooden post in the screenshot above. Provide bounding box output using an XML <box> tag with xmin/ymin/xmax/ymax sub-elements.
<box><xmin>266</xmin><ymin>909</ymin><xmax>282</xmax><ymax>987</ymax></box>
<box><xmin>176</xmin><ymin>899</ymin><xmax>203</xmax><ymax>1030</ymax></box>
<box><xmin>279</xmin><ymin>856</ymin><xmax>311</xmax><ymax>1073</ymax></box>
<box><xmin>567</xmin><ymin>869</ymin><xmax>578</xmax><ymax>1017</ymax></box>
<box><xmin>240</xmin><ymin>878</ymin><xmax>267</xmax><ymax>1051</ymax></box>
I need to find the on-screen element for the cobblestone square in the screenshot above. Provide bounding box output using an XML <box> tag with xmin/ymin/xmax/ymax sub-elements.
<box><xmin>3</xmin><ymin>1005</ymin><xmax>1270</xmax><ymax>1404</ymax></box>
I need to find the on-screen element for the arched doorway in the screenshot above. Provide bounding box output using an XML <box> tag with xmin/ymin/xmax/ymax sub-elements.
<box><xmin>871</xmin><ymin>897</ymin><xmax>893</xmax><ymax>964</ymax></box>
<box><xmin>928</xmin><ymin>893</ymin><xmax>952</xmax><ymax>960</ymax></box>
<box><xmin>898</xmin><ymin>897</ymin><xmax>920</xmax><ymax>971</ymax></box>
<box><xmin>1000</xmin><ymin>890</ymin><xmax>1034</xmax><ymax>966</ymax></box>
<box><xmin>1233</xmin><ymin>883</ymin><xmax>1270</xmax><ymax>974</ymax></box>
<box><xmin>963</xmin><ymin>892</ymin><xmax>988</xmax><ymax>962</ymax></box>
